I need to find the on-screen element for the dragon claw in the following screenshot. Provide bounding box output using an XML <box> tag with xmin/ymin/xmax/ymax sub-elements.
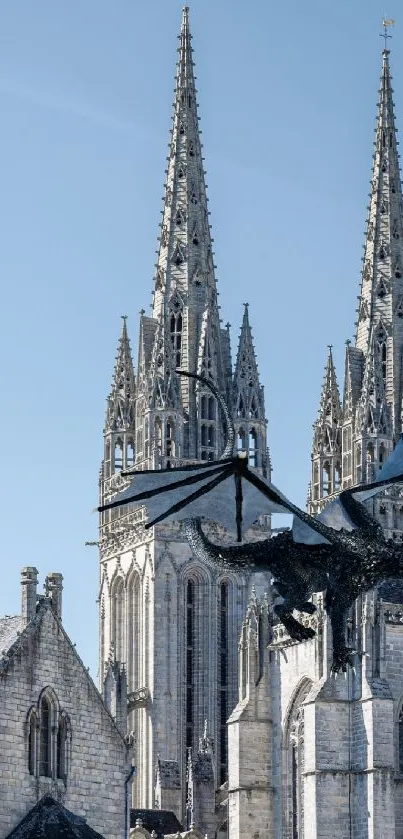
<box><xmin>331</xmin><ymin>647</ymin><xmax>355</xmax><ymax>673</ymax></box>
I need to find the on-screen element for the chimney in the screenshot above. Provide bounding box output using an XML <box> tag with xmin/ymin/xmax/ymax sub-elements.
<box><xmin>21</xmin><ymin>567</ymin><xmax>39</xmax><ymax>626</ymax></box>
<box><xmin>45</xmin><ymin>572</ymin><xmax>63</xmax><ymax>620</ymax></box>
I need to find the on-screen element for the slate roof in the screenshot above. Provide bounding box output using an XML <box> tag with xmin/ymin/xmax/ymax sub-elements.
<box><xmin>5</xmin><ymin>795</ymin><xmax>105</xmax><ymax>839</ymax></box>
<box><xmin>131</xmin><ymin>810</ymin><xmax>183</xmax><ymax>837</ymax></box>
<box><xmin>0</xmin><ymin>615</ymin><xmax>23</xmax><ymax>654</ymax></box>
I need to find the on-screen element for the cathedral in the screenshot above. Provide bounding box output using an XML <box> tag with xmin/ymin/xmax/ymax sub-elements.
<box><xmin>98</xmin><ymin>6</ymin><xmax>270</xmax><ymax>834</ymax></box>
<box><xmin>226</xmin><ymin>35</ymin><xmax>403</xmax><ymax>839</ymax></box>
<box><xmin>98</xmin><ymin>9</ymin><xmax>403</xmax><ymax>839</ymax></box>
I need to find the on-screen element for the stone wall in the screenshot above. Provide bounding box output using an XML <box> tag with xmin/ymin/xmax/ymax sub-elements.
<box><xmin>0</xmin><ymin>606</ymin><xmax>129</xmax><ymax>839</ymax></box>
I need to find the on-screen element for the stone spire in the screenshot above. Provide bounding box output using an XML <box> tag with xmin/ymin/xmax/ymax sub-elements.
<box><xmin>105</xmin><ymin>317</ymin><xmax>136</xmax><ymax>435</ymax></box>
<box><xmin>103</xmin><ymin>317</ymin><xmax>136</xmax><ymax>477</ymax></box>
<box><xmin>355</xmin><ymin>47</ymin><xmax>403</xmax><ymax>437</ymax></box>
<box><xmin>310</xmin><ymin>347</ymin><xmax>342</xmax><ymax>511</ymax></box>
<box><xmin>233</xmin><ymin>304</ymin><xmax>269</xmax><ymax>474</ymax></box>
<box><xmin>310</xmin><ymin>45</ymin><xmax>403</xmax><ymax>506</ymax></box>
<box><xmin>152</xmin><ymin>6</ymin><xmax>218</xmax><ymax>326</ymax></box>
<box><xmin>136</xmin><ymin>6</ymin><xmax>227</xmax><ymax>461</ymax></box>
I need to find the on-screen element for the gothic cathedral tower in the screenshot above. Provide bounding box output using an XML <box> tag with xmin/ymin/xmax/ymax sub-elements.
<box><xmin>310</xmin><ymin>44</ymin><xmax>403</xmax><ymax>536</ymax></box>
<box><xmin>98</xmin><ymin>8</ymin><xmax>270</xmax><ymax>824</ymax></box>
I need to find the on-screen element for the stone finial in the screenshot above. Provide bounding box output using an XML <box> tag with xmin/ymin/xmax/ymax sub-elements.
<box><xmin>45</xmin><ymin>572</ymin><xmax>63</xmax><ymax>619</ymax></box>
<box><xmin>21</xmin><ymin>567</ymin><xmax>39</xmax><ymax>626</ymax></box>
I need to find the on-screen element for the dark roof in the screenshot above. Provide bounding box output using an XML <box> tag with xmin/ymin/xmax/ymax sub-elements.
<box><xmin>5</xmin><ymin>795</ymin><xmax>105</xmax><ymax>839</ymax></box>
<box><xmin>131</xmin><ymin>809</ymin><xmax>183</xmax><ymax>837</ymax></box>
<box><xmin>0</xmin><ymin>615</ymin><xmax>23</xmax><ymax>655</ymax></box>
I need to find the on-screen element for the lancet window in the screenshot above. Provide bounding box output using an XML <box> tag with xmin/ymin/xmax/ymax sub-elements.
<box><xmin>249</xmin><ymin>429</ymin><xmax>258</xmax><ymax>467</ymax></box>
<box><xmin>166</xmin><ymin>419</ymin><xmax>175</xmax><ymax>461</ymax></box>
<box><xmin>376</xmin><ymin>325</ymin><xmax>387</xmax><ymax>384</ymax></box>
<box><xmin>399</xmin><ymin>706</ymin><xmax>403</xmax><ymax>772</ymax></box>
<box><xmin>114</xmin><ymin>439</ymin><xmax>123</xmax><ymax>472</ymax></box>
<box><xmin>127</xmin><ymin>439</ymin><xmax>135</xmax><ymax>467</ymax></box>
<box><xmin>170</xmin><ymin>310</ymin><xmax>183</xmax><ymax>368</ymax></box>
<box><xmin>111</xmin><ymin>576</ymin><xmax>125</xmax><ymax>664</ymax></box>
<box><xmin>200</xmin><ymin>393</ymin><xmax>217</xmax><ymax>461</ymax></box>
<box><xmin>185</xmin><ymin>580</ymin><xmax>195</xmax><ymax>751</ymax></box>
<box><xmin>285</xmin><ymin>682</ymin><xmax>312</xmax><ymax>839</ymax></box>
<box><xmin>218</xmin><ymin>581</ymin><xmax>229</xmax><ymax>785</ymax></box>
<box><xmin>322</xmin><ymin>461</ymin><xmax>331</xmax><ymax>496</ymax></box>
<box><xmin>128</xmin><ymin>573</ymin><xmax>140</xmax><ymax>692</ymax></box>
<box><xmin>28</xmin><ymin>690</ymin><xmax>70</xmax><ymax>782</ymax></box>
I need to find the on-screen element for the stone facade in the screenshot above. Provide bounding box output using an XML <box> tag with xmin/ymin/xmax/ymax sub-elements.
<box><xmin>228</xmin><ymin>587</ymin><xmax>403</xmax><ymax>838</ymax></box>
<box><xmin>0</xmin><ymin>568</ymin><xmax>130</xmax><ymax>839</ymax></box>
<box><xmin>227</xmin><ymin>41</ymin><xmax>403</xmax><ymax>839</ymax></box>
<box><xmin>97</xmin><ymin>7</ymin><xmax>271</xmax><ymax>829</ymax></box>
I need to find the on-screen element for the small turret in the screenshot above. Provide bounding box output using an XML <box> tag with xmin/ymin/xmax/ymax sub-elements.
<box><xmin>309</xmin><ymin>347</ymin><xmax>342</xmax><ymax>512</ymax></box>
<box><xmin>103</xmin><ymin>316</ymin><xmax>136</xmax><ymax>477</ymax></box>
<box><xmin>233</xmin><ymin>304</ymin><xmax>269</xmax><ymax>475</ymax></box>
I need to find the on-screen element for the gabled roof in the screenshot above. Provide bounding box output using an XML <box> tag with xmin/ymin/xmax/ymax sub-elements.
<box><xmin>5</xmin><ymin>795</ymin><xmax>105</xmax><ymax>839</ymax></box>
<box><xmin>0</xmin><ymin>601</ymin><xmax>126</xmax><ymax>743</ymax></box>
<box><xmin>131</xmin><ymin>810</ymin><xmax>183</xmax><ymax>838</ymax></box>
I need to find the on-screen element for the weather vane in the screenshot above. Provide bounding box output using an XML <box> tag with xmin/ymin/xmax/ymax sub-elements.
<box><xmin>381</xmin><ymin>18</ymin><xmax>396</xmax><ymax>50</ymax></box>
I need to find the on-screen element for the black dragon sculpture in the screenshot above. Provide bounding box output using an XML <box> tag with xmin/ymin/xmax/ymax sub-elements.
<box><xmin>99</xmin><ymin>372</ymin><xmax>403</xmax><ymax>672</ymax></box>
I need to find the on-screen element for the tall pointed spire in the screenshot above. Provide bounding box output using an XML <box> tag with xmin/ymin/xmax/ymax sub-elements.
<box><xmin>233</xmin><ymin>304</ymin><xmax>265</xmax><ymax>422</ymax></box>
<box><xmin>105</xmin><ymin>316</ymin><xmax>136</xmax><ymax>435</ymax></box>
<box><xmin>152</xmin><ymin>6</ymin><xmax>217</xmax><ymax>326</ymax></box>
<box><xmin>310</xmin><ymin>42</ymin><xmax>403</xmax><ymax>509</ymax></box>
<box><xmin>101</xmin><ymin>317</ymin><xmax>136</xmax><ymax>494</ymax></box>
<box><xmin>233</xmin><ymin>304</ymin><xmax>269</xmax><ymax>474</ymax></box>
<box><xmin>135</xmin><ymin>6</ymin><xmax>227</xmax><ymax>461</ymax></box>
<box><xmin>310</xmin><ymin>348</ymin><xmax>342</xmax><ymax>511</ymax></box>
<box><xmin>356</xmin><ymin>47</ymin><xmax>403</xmax><ymax>436</ymax></box>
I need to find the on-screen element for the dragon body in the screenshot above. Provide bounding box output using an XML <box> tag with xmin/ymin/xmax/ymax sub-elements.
<box><xmin>100</xmin><ymin>371</ymin><xmax>403</xmax><ymax>672</ymax></box>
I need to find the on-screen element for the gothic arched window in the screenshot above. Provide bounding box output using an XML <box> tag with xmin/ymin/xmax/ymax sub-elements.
<box><xmin>57</xmin><ymin>714</ymin><xmax>70</xmax><ymax>781</ymax></box>
<box><xmin>114</xmin><ymin>439</ymin><xmax>123</xmax><ymax>473</ymax></box>
<box><xmin>28</xmin><ymin>690</ymin><xmax>69</xmax><ymax>781</ymax></box>
<box><xmin>155</xmin><ymin>418</ymin><xmax>162</xmax><ymax>455</ymax></box>
<box><xmin>376</xmin><ymin>325</ymin><xmax>387</xmax><ymax>384</ymax></box>
<box><xmin>166</xmin><ymin>419</ymin><xmax>175</xmax><ymax>460</ymax></box>
<box><xmin>237</xmin><ymin>429</ymin><xmax>246</xmax><ymax>452</ymax></box>
<box><xmin>218</xmin><ymin>581</ymin><xmax>229</xmax><ymax>785</ymax></box>
<box><xmin>185</xmin><ymin>580</ymin><xmax>195</xmax><ymax>751</ymax></box>
<box><xmin>322</xmin><ymin>461</ymin><xmax>331</xmax><ymax>496</ymax></box>
<box><xmin>39</xmin><ymin>695</ymin><xmax>52</xmax><ymax>778</ymax></box>
<box><xmin>128</xmin><ymin>573</ymin><xmax>140</xmax><ymax>692</ymax></box>
<box><xmin>170</xmin><ymin>311</ymin><xmax>183</xmax><ymax>369</ymax></box>
<box><xmin>356</xmin><ymin>445</ymin><xmax>362</xmax><ymax>485</ymax></box>
<box><xmin>249</xmin><ymin>429</ymin><xmax>258</xmax><ymax>467</ymax></box>
<box><xmin>285</xmin><ymin>681</ymin><xmax>312</xmax><ymax>839</ymax></box>
<box><xmin>28</xmin><ymin>709</ymin><xmax>37</xmax><ymax>776</ymax></box>
<box><xmin>399</xmin><ymin>707</ymin><xmax>403</xmax><ymax>773</ymax></box>
<box><xmin>127</xmin><ymin>439</ymin><xmax>135</xmax><ymax>467</ymax></box>
<box><xmin>111</xmin><ymin>577</ymin><xmax>125</xmax><ymax>664</ymax></box>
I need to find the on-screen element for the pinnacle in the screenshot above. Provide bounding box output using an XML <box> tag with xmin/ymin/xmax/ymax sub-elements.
<box><xmin>105</xmin><ymin>318</ymin><xmax>136</xmax><ymax>433</ymax></box>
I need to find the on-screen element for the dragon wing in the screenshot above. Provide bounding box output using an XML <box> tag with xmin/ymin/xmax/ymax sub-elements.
<box><xmin>98</xmin><ymin>459</ymin><xmax>289</xmax><ymax>535</ymax></box>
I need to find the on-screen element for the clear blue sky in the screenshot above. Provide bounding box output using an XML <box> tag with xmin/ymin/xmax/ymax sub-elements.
<box><xmin>0</xmin><ymin>0</ymin><xmax>400</xmax><ymax>678</ymax></box>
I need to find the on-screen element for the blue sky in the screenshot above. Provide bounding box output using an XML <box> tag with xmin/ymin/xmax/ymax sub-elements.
<box><xmin>0</xmin><ymin>0</ymin><xmax>400</xmax><ymax>678</ymax></box>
